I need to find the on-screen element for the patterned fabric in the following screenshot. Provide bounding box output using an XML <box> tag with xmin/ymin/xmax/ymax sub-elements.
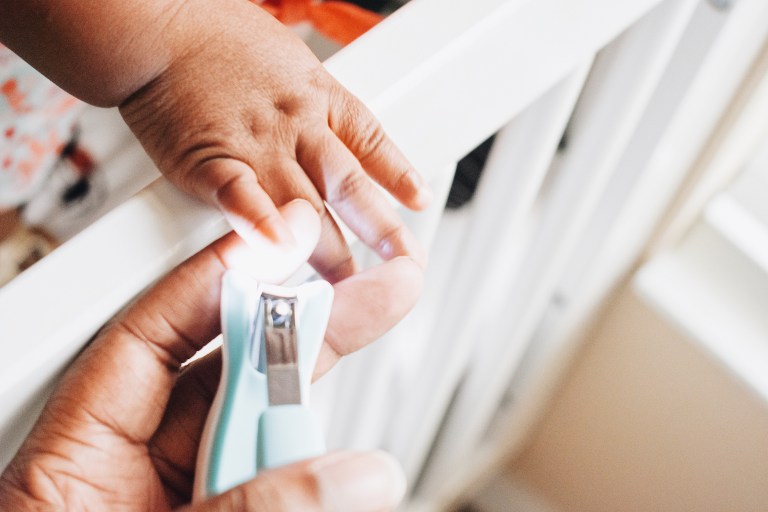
<box><xmin>0</xmin><ymin>46</ymin><xmax>82</xmax><ymax>209</ymax></box>
<box><xmin>259</xmin><ymin>0</ymin><xmax>382</xmax><ymax>45</ymax></box>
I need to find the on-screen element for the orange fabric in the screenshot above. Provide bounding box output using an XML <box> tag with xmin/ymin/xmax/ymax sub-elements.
<box><xmin>2</xmin><ymin>79</ymin><xmax>28</xmax><ymax>113</ymax></box>
<box><xmin>259</xmin><ymin>0</ymin><xmax>383</xmax><ymax>45</ymax></box>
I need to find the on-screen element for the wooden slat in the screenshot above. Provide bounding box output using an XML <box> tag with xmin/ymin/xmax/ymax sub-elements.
<box><xmin>412</xmin><ymin>0</ymin><xmax>699</xmax><ymax>499</ymax></box>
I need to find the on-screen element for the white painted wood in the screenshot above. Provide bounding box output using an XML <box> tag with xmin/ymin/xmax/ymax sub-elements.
<box><xmin>657</xmin><ymin>41</ymin><xmax>768</xmax><ymax>247</ymax></box>
<box><xmin>486</xmin><ymin>1</ymin><xmax>768</xmax><ymax>471</ymax></box>
<box><xmin>556</xmin><ymin>0</ymin><xmax>743</xmax><ymax>304</ymax></box>
<box><xmin>413</xmin><ymin>0</ymin><xmax>699</xmax><ymax>498</ymax></box>
<box><xmin>503</xmin><ymin>0</ymin><xmax>768</xmax><ymax>463</ymax></box>
<box><xmin>633</xmin><ymin>194</ymin><xmax>768</xmax><ymax>406</ymax></box>
<box><xmin>706</xmin><ymin>194</ymin><xmax>768</xmax><ymax>276</ymax></box>
<box><xmin>573</xmin><ymin>0</ymin><xmax>768</xmax><ymax>301</ymax></box>
<box><xmin>326</xmin><ymin>0</ymin><xmax>668</xmax><ymax>175</ymax></box>
<box><xmin>416</xmin><ymin>2</ymin><xmax>768</xmax><ymax>507</ymax></box>
<box><xmin>386</xmin><ymin>62</ymin><xmax>592</xmax><ymax>484</ymax></box>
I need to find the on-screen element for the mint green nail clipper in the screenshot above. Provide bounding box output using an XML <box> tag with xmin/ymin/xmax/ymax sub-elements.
<box><xmin>193</xmin><ymin>270</ymin><xmax>334</xmax><ymax>500</ymax></box>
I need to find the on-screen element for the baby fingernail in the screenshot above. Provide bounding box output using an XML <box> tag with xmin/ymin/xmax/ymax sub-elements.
<box><xmin>413</xmin><ymin>173</ymin><xmax>432</xmax><ymax>207</ymax></box>
<box><xmin>313</xmin><ymin>451</ymin><xmax>407</xmax><ymax>512</ymax></box>
<box><xmin>223</xmin><ymin>209</ymin><xmax>294</xmax><ymax>248</ymax></box>
<box><xmin>281</xmin><ymin>199</ymin><xmax>321</xmax><ymax>250</ymax></box>
<box><xmin>416</xmin><ymin>185</ymin><xmax>433</xmax><ymax>207</ymax></box>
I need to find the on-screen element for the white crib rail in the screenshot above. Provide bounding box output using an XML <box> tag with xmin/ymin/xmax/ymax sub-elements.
<box><xmin>0</xmin><ymin>182</ymin><xmax>227</xmax><ymax>466</ymax></box>
<box><xmin>7</xmin><ymin>1</ymin><xmax>764</xmax><ymax>509</ymax></box>
<box><xmin>328</xmin><ymin>0</ymin><xmax>668</xmax><ymax>176</ymax></box>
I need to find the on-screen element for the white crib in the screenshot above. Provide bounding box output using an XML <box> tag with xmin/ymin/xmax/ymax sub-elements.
<box><xmin>2</xmin><ymin>0</ymin><xmax>768</xmax><ymax>509</ymax></box>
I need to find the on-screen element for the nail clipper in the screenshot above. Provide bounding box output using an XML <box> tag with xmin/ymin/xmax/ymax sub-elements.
<box><xmin>193</xmin><ymin>270</ymin><xmax>334</xmax><ymax>500</ymax></box>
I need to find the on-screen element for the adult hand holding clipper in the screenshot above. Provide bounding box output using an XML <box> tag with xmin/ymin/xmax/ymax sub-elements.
<box><xmin>0</xmin><ymin>200</ymin><xmax>422</xmax><ymax>511</ymax></box>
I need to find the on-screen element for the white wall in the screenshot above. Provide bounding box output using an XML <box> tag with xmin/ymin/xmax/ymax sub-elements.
<box><xmin>499</xmin><ymin>286</ymin><xmax>768</xmax><ymax>512</ymax></box>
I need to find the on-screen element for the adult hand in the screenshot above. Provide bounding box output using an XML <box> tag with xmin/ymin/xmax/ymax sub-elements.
<box><xmin>0</xmin><ymin>200</ymin><xmax>422</xmax><ymax>511</ymax></box>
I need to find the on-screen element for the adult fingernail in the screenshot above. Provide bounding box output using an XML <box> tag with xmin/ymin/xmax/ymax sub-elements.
<box><xmin>313</xmin><ymin>451</ymin><xmax>407</xmax><ymax>512</ymax></box>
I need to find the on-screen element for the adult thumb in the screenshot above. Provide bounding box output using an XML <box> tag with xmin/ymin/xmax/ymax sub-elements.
<box><xmin>184</xmin><ymin>451</ymin><xmax>407</xmax><ymax>512</ymax></box>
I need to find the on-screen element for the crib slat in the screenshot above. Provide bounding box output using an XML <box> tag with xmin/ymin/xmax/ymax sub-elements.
<box><xmin>545</xmin><ymin>0</ymin><xmax>768</xmax><ymax>361</ymax></box>
<box><xmin>382</xmin><ymin>62</ymin><xmax>592</xmax><ymax>485</ymax></box>
<box><xmin>415</xmin><ymin>3</ymin><xmax>768</xmax><ymax>506</ymax></box>
<box><xmin>412</xmin><ymin>0</ymin><xmax>701</xmax><ymax>498</ymax></box>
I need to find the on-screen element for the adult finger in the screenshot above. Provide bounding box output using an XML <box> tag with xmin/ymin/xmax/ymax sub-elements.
<box><xmin>329</xmin><ymin>88</ymin><xmax>431</xmax><ymax>210</ymax></box>
<box><xmin>298</xmin><ymin>129</ymin><xmax>426</xmax><ymax>268</ymax></box>
<box><xmin>180</xmin><ymin>451</ymin><xmax>406</xmax><ymax>512</ymax></box>
<box><xmin>314</xmin><ymin>255</ymin><xmax>423</xmax><ymax>376</ymax></box>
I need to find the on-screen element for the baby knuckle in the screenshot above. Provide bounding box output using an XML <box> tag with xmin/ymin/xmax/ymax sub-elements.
<box><xmin>356</xmin><ymin>121</ymin><xmax>387</xmax><ymax>162</ymax></box>
<box><xmin>330</xmin><ymin>172</ymin><xmax>368</xmax><ymax>204</ymax></box>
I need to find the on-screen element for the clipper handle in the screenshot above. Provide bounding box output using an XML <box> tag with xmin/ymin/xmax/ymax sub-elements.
<box><xmin>193</xmin><ymin>272</ymin><xmax>333</xmax><ymax>501</ymax></box>
<box><xmin>257</xmin><ymin>405</ymin><xmax>325</xmax><ymax>469</ymax></box>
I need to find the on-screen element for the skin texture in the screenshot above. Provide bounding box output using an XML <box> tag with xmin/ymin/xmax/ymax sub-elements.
<box><xmin>0</xmin><ymin>201</ymin><xmax>422</xmax><ymax>511</ymax></box>
<box><xmin>0</xmin><ymin>0</ymin><xmax>431</xmax><ymax>282</ymax></box>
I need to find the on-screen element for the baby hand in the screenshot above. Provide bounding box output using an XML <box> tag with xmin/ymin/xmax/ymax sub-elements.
<box><xmin>119</xmin><ymin>1</ymin><xmax>431</xmax><ymax>281</ymax></box>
